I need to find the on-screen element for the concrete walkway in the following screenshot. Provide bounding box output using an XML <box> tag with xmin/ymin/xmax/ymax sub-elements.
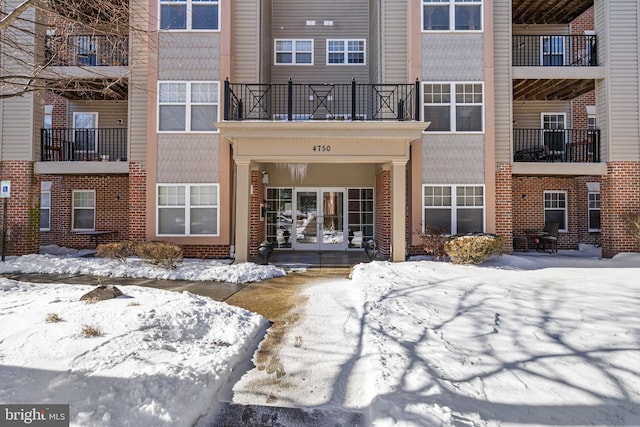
<box><xmin>1</xmin><ymin>269</ymin><xmax>366</xmax><ymax>426</ymax></box>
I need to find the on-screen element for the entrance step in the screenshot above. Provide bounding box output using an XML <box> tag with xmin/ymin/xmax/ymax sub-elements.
<box><xmin>210</xmin><ymin>402</ymin><xmax>366</xmax><ymax>426</ymax></box>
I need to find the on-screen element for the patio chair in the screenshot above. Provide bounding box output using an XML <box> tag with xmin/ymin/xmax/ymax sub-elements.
<box><xmin>536</xmin><ymin>222</ymin><xmax>559</xmax><ymax>253</ymax></box>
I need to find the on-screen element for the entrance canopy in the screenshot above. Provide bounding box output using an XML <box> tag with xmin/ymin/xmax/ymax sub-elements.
<box><xmin>216</xmin><ymin>120</ymin><xmax>427</xmax><ymax>262</ymax></box>
<box><xmin>216</xmin><ymin>120</ymin><xmax>427</xmax><ymax>163</ymax></box>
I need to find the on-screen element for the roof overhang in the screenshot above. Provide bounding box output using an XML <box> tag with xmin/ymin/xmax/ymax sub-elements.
<box><xmin>216</xmin><ymin>121</ymin><xmax>429</xmax><ymax>163</ymax></box>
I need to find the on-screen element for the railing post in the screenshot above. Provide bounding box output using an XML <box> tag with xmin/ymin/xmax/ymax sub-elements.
<box><xmin>351</xmin><ymin>79</ymin><xmax>356</xmax><ymax>120</ymax></box>
<box><xmin>415</xmin><ymin>79</ymin><xmax>421</xmax><ymax>121</ymax></box>
<box><xmin>288</xmin><ymin>78</ymin><xmax>293</xmax><ymax>121</ymax></box>
<box><xmin>224</xmin><ymin>79</ymin><xmax>230</xmax><ymax>120</ymax></box>
<box><xmin>397</xmin><ymin>99</ymin><xmax>405</xmax><ymax>121</ymax></box>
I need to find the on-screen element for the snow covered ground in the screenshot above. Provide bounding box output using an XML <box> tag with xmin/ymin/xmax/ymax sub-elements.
<box><xmin>1</xmin><ymin>245</ymin><xmax>639</xmax><ymax>426</ymax></box>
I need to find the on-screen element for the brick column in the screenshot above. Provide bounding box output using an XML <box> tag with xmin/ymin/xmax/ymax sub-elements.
<box><xmin>249</xmin><ymin>170</ymin><xmax>266</xmax><ymax>256</ymax></box>
<box><xmin>375</xmin><ymin>168</ymin><xmax>391</xmax><ymax>258</ymax></box>
<box><xmin>0</xmin><ymin>161</ymin><xmax>39</xmax><ymax>255</ymax></box>
<box><xmin>128</xmin><ymin>162</ymin><xmax>147</xmax><ymax>242</ymax></box>
<box><xmin>496</xmin><ymin>162</ymin><xmax>513</xmax><ymax>253</ymax></box>
<box><xmin>601</xmin><ymin>161</ymin><xmax>640</xmax><ymax>257</ymax></box>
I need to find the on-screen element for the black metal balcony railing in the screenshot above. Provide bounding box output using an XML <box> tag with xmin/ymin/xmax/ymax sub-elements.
<box><xmin>41</xmin><ymin>128</ymin><xmax>127</xmax><ymax>162</ymax></box>
<box><xmin>513</xmin><ymin>128</ymin><xmax>600</xmax><ymax>163</ymax></box>
<box><xmin>224</xmin><ymin>80</ymin><xmax>420</xmax><ymax>121</ymax></box>
<box><xmin>513</xmin><ymin>34</ymin><xmax>597</xmax><ymax>66</ymax></box>
<box><xmin>44</xmin><ymin>35</ymin><xmax>129</xmax><ymax>67</ymax></box>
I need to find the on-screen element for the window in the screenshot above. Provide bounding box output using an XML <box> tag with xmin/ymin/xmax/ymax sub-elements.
<box><xmin>160</xmin><ymin>0</ymin><xmax>219</xmax><ymax>30</ymax></box>
<box><xmin>157</xmin><ymin>184</ymin><xmax>219</xmax><ymax>236</ymax></box>
<box><xmin>158</xmin><ymin>82</ymin><xmax>219</xmax><ymax>132</ymax></box>
<box><xmin>541</xmin><ymin>36</ymin><xmax>565</xmax><ymax>66</ymax></box>
<box><xmin>422</xmin><ymin>0</ymin><xmax>482</xmax><ymax>31</ymax></box>
<box><xmin>275</xmin><ymin>39</ymin><xmax>313</xmax><ymax>65</ymax></box>
<box><xmin>72</xmin><ymin>190</ymin><xmax>95</xmax><ymax>231</ymax></box>
<box><xmin>544</xmin><ymin>191</ymin><xmax>567</xmax><ymax>232</ymax></box>
<box><xmin>588</xmin><ymin>192</ymin><xmax>600</xmax><ymax>232</ymax></box>
<box><xmin>423</xmin><ymin>185</ymin><xmax>484</xmax><ymax>234</ymax></box>
<box><xmin>327</xmin><ymin>39</ymin><xmax>365</xmax><ymax>65</ymax></box>
<box><xmin>423</xmin><ymin>82</ymin><xmax>483</xmax><ymax>132</ymax></box>
<box><xmin>40</xmin><ymin>190</ymin><xmax>51</xmax><ymax>231</ymax></box>
<box><xmin>44</xmin><ymin>105</ymin><xmax>53</xmax><ymax>129</ymax></box>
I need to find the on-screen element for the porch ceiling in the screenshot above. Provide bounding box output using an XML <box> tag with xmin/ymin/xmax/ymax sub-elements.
<box><xmin>46</xmin><ymin>78</ymin><xmax>128</xmax><ymax>100</ymax></box>
<box><xmin>513</xmin><ymin>79</ymin><xmax>595</xmax><ymax>101</ymax></box>
<box><xmin>512</xmin><ymin>0</ymin><xmax>593</xmax><ymax>25</ymax></box>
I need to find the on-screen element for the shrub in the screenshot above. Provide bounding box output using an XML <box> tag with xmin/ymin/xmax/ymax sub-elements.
<box><xmin>96</xmin><ymin>241</ymin><xmax>138</xmax><ymax>261</ymax></box>
<box><xmin>80</xmin><ymin>324</ymin><xmax>101</xmax><ymax>338</ymax></box>
<box><xmin>136</xmin><ymin>241</ymin><xmax>183</xmax><ymax>269</ymax></box>
<box><xmin>417</xmin><ymin>224</ymin><xmax>450</xmax><ymax>260</ymax></box>
<box><xmin>44</xmin><ymin>313</ymin><xmax>62</xmax><ymax>323</ymax></box>
<box><xmin>445</xmin><ymin>233</ymin><xmax>506</xmax><ymax>265</ymax></box>
<box><xmin>627</xmin><ymin>213</ymin><xmax>640</xmax><ymax>248</ymax></box>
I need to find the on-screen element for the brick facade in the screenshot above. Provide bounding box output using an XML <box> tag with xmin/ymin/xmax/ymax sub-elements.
<box><xmin>512</xmin><ymin>174</ymin><xmax>602</xmax><ymax>250</ymax></box>
<box><xmin>39</xmin><ymin>174</ymin><xmax>129</xmax><ymax>249</ymax></box>
<box><xmin>0</xmin><ymin>161</ymin><xmax>40</xmax><ymax>255</ymax></box>
<box><xmin>601</xmin><ymin>162</ymin><xmax>640</xmax><ymax>257</ymax></box>
<box><xmin>375</xmin><ymin>169</ymin><xmax>391</xmax><ymax>257</ymax></box>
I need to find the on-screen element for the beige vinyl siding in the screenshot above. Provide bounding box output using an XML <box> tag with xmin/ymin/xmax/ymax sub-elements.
<box><xmin>1</xmin><ymin>96</ymin><xmax>35</xmax><ymax>160</ymax></box>
<box><xmin>493</xmin><ymin>0</ymin><xmax>511</xmax><ymax>163</ymax></box>
<box><xmin>512</xmin><ymin>24</ymin><xmax>569</xmax><ymax>36</ymax></box>
<box><xmin>128</xmin><ymin>0</ymin><xmax>152</xmax><ymax>165</ymax></box>
<box><xmin>422</xmin><ymin>135</ymin><xmax>485</xmax><ymax>183</ymax></box>
<box><xmin>381</xmin><ymin>0</ymin><xmax>407</xmax><ymax>82</ymax></box>
<box><xmin>270</xmin><ymin>0</ymin><xmax>369</xmax><ymax>84</ymax></box>
<box><xmin>602</xmin><ymin>1</ymin><xmax>640</xmax><ymax>160</ymax></box>
<box><xmin>233</xmin><ymin>0</ymin><xmax>262</xmax><ymax>82</ymax></box>
<box><xmin>66</xmin><ymin>101</ymin><xmax>128</xmax><ymax>129</ymax></box>
<box><xmin>158</xmin><ymin>33</ymin><xmax>220</xmax><ymax>80</ymax></box>
<box><xmin>422</xmin><ymin>35</ymin><xmax>484</xmax><ymax>81</ymax></box>
<box><xmin>594</xmin><ymin>0</ymin><xmax>608</xmax><ymax>162</ymax></box>
<box><xmin>368</xmin><ymin>0</ymin><xmax>380</xmax><ymax>84</ymax></box>
<box><xmin>260</xmin><ymin>0</ymin><xmax>273</xmax><ymax>83</ymax></box>
<box><xmin>157</xmin><ymin>135</ymin><xmax>220</xmax><ymax>182</ymax></box>
<box><xmin>513</xmin><ymin>101</ymin><xmax>572</xmax><ymax>129</ymax></box>
<box><xmin>1</xmin><ymin>0</ymin><xmax>37</xmax><ymax>160</ymax></box>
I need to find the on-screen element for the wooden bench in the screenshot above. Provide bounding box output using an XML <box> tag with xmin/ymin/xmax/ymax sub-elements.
<box><xmin>73</xmin><ymin>230</ymin><xmax>118</xmax><ymax>248</ymax></box>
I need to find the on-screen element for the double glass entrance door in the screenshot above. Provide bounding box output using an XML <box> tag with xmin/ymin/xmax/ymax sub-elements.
<box><xmin>294</xmin><ymin>188</ymin><xmax>345</xmax><ymax>250</ymax></box>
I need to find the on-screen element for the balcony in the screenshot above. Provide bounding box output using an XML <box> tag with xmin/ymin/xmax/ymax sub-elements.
<box><xmin>224</xmin><ymin>80</ymin><xmax>420</xmax><ymax>122</ymax></box>
<box><xmin>513</xmin><ymin>128</ymin><xmax>600</xmax><ymax>163</ymax></box>
<box><xmin>41</xmin><ymin>128</ymin><xmax>127</xmax><ymax>162</ymax></box>
<box><xmin>513</xmin><ymin>35</ymin><xmax>597</xmax><ymax>67</ymax></box>
<box><xmin>44</xmin><ymin>35</ymin><xmax>129</xmax><ymax>67</ymax></box>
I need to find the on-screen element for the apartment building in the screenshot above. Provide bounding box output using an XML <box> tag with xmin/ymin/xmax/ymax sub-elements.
<box><xmin>0</xmin><ymin>0</ymin><xmax>638</xmax><ymax>262</ymax></box>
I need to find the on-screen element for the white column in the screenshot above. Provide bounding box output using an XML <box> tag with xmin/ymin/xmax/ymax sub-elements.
<box><xmin>391</xmin><ymin>160</ymin><xmax>407</xmax><ymax>262</ymax></box>
<box><xmin>234</xmin><ymin>160</ymin><xmax>251</xmax><ymax>262</ymax></box>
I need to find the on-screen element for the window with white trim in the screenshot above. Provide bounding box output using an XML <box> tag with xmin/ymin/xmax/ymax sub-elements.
<box><xmin>327</xmin><ymin>39</ymin><xmax>365</xmax><ymax>65</ymax></box>
<box><xmin>160</xmin><ymin>0</ymin><xmax>219</xmax><ymax>30</ymax></box>
<box><xmin>423</xmin><ymin>82</ymin><xmax>484</xmax><ymax>132</ymax></box>
<box><xmin>588</xmin><ymin>192</ymin><xmax>600</xmax><ymax>232</ymax></box>
<box><xmin>544</xmin><ymin>191</ymin><xmax>567</xmax><ymax>232</ymax></box>
<box><xmin>423</xmin><ymin>185</ymin><xmax>484</xmax><ymax>234</ymax></box>
<box><xmin>158</xmin><ymin>82</ymin><xmax>219</xmax><ymax>132</ymax></box>
<box><xmin>72</xmin><ymin>190</ymin><xmax>95</xmax><ymax>231</ymax></box>
<box><xmin>157</xmin><ymin>184</ymin><xmax>219</xmax><ymax>235</ymax></box>
<box><xmin>40</xmin><ymin>190</ymin><xmax>51</xmax><ymax>231</ymax></box>
<box><xmin>422</xmin><ymin>0</ymin><xmax>482</xmax><ymax>32</ymax></box>
<box><xmin>275</xmin><ymin>39</ymin><xmax>313</xmax><ymax>65</ymax></box>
